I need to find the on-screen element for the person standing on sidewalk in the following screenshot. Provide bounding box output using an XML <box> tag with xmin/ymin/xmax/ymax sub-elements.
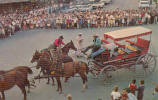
<box><xmin>111</xmin><ymin>86</ymin><xmax>121</xmax><ymax>100</ymax></box>
<box><xmin>66</xmin><ymin>94</ymin><xmax>72</xmax><ymax>100</ymax></box>
<box><xmin>137</xmin><ymin>80</ymin><xmax>145</xmax><ymax>100</ymax></box>
<box><xmin>129</xmin><ymin>79</ymin><xmax>137</xmax><ymax>95</ymax></box>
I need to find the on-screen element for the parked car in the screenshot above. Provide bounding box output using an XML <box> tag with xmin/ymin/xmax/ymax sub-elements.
<box><xmin>100</xmin><ymin>0</ymin><xmax>112</xmax><ymax>5</ymax></box>
<box><xmin>90</xmin><ymin>2</ymin><xmax>105</xmax><ymax>9</ymax></box>
<box><xmin>139</xmin><ymin>0</ymin><xmax>150</xmax><ymax>8</ymax></box>
<box><xmin>61</xmin><ymin>7</ymin><xmax>77</xmax><ymax>13</ymax></box>
<box><xmin>78</xmin><ymin>5</ymin><xmax>93</xmax><ymax>11</ymax></box>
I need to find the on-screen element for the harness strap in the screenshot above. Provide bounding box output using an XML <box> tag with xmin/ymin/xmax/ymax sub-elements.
<box><xmin>61</xmin><ymin>63</ymin><xmax>64</xmax><ymax>77</ymax></box>
<box><xmin>72</xmin><ymin>62</ymin><xmax>75</xmax><ymax>76</ymax></box>
<box><xmin>76</xmin><ymin>62</ymin><xmax>81</xmax><ymax>73</ymax></box>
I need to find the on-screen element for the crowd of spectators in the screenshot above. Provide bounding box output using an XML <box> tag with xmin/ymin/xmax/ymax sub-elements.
<box><xmin>111</xmin><ymin>80</ymin><xmax>144</xmax><ymax>100</ymax></box>
<box><xmin>0</xmin><ymin>5</ymin><xmax>158</xmax><ymax>39</ymax></box>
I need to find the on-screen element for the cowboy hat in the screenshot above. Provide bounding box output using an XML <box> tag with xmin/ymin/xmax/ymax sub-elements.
<box><xmin>78</xmin><ymin>33</ymin><xmax>82</xmax><ymax>36</ymax></box>
<box><xmin>59</xmin><ymin>35</ymin><xmax>64</xmax><ymax>39</ymax></box>
<box><xmin>93</xmin><ymin>34</ymin><xmax>98</xmax><ymax>37</ymax></box>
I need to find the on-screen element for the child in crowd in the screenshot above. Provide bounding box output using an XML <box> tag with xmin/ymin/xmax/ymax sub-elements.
<box><xmin>66</xmin><ymin>94</ymin><xmax>72</xmax><ymax>100</ymax></box>
<box><xmin>126</xmin><ymin>88</ymin><xmax>137</xmax><ymax>100</ymax></box>
<box><xmin>152</xmin><ymin>82</ymin><xmax>158</xmax><ymax>100</ymax></box>
<box><xmin>121</xmin><ymin>88</ymin><xmax>128</xmax><ymax>100</ymax></box>
<box><xmin>111</xmin><ymin>85</ymin><xmax>121</xmax><ymax>100</ymax></box>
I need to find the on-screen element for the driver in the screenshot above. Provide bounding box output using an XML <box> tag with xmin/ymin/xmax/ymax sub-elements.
<box><xmin>82</xmin><ymin>34</ymin><xmax>102</xmax><ymax>55</ymax></box>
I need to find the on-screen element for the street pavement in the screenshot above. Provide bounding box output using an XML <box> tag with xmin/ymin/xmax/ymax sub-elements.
<box><xmin>0</xmin><ymin>24</ymin><xmax>158</xmax><ymax>100</ymax></box>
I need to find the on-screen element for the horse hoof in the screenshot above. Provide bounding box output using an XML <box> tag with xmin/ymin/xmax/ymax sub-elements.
<box><xmin>56</xmin><ymin>89</ymin><xmax>59</xmax><ymax>91</ymax></box>
<box><xmin>46</xmin><ymin>82</ymin><xmax>49</xmax><ymax>84</ymax></box>
<box><xmin>27</xmin><ymin>91</ymin><xmax>30</xmax><ymax>93</ymax></box>
<box><xmin>81</xmin><ymin>89</ymin><xmax>85</xmax><ymax>92</ymax></box>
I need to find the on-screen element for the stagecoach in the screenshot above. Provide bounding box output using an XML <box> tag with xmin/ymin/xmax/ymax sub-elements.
<box><xmin>88</xmin><ymin>26</ymin><xmax>157</xmax><ymax>79</ymax></box>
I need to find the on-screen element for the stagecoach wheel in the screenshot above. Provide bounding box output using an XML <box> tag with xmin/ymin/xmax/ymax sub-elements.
<box><xmin>136</xmin><ymin>53</ymin><xmax>157</xmax><ymax>75</ymax></box>
<box><xmin>88</xmin><ymin>60</ymin><xmax>93</xmax><ymax>67</ymax></box>
<box><xmin>100</xmin><ymin>65</ymin><xmax>118</xmax><ymax>82</ymax></box>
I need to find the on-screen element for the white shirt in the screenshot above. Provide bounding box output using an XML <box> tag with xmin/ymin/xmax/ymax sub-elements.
<box><xmin>127</xmin><ymin>93</ymin><xmax>137</xmax><ymax>100</ymax></box>
<box><xmin>111</xmin><ymin>91</ymin><xmax>121</xmax><ymax>100</ymax></box>
<box><xmin>76</xmin><ymin>35</ymin><xmax>83</xmax><ymax>50</ymax></box>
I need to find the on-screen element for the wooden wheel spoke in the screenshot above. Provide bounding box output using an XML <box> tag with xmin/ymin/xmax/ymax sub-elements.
<box><xmin>150</xmin><ymin>57</ymin><xmax>155</xmax><ymax>63</ymax></box>
<box><xmin>146</xmin><ymin>55</ymin><xmax>152</xmax><ymax>62</ymax></box>
<box><xmin>136</xmin><ymin>53</ymin><xmax>156</xmax><ymax>75</ymax></box>
<box><xmin>144</xmin><ymin>56</ymin><xmax>148</xmax><ymax>62</ymax></box>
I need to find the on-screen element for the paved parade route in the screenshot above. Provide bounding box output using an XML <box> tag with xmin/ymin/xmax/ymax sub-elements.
<box><xmin>0</xmin><ymin>24</ymin><xmax>158</xmax><ymax>100</ymax></box>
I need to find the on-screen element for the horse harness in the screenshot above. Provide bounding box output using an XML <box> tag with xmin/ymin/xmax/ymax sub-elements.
<box><xmin>49</xmin><ymin>47</ymin><xmax>63</xmax><ymax>75</ymax></box>
<box><xmin>0</xmin><ymin>75</ymin><xmax>5</xmax><ymax>81</ymax></box>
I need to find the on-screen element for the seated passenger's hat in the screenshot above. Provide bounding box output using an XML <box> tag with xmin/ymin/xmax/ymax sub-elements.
<box><xmin>78</xmin><ymin>33</ymin><xmax>82</xmax><ymax>36</ymax></box>
<box><xmin>59</xmin><ymin>35</ymin><xmax>64</xmax><ymax>39</ymax></box>
<box><xmin>93</xmin><ymin>34</ymin><xmax>98</xmax><ymax>37</ymax></box>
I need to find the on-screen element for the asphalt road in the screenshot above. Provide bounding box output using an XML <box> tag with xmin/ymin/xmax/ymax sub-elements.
<box><xmin>0</xmin><ymin>24</ymin><xmax>158</xmax><ymax>100</ymax></box>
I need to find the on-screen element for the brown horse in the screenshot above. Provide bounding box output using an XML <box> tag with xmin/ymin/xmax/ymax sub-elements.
<box><xmin>35</xmin><ymin>54</ymin><xmax>55</xmax><ymax>86</ymax></box>
<box><xmin>61</xmin><ymin>40</ymin><xmax>77</xmax><ymax>55</ymax></box>
<box><xmin>31</xmin><ymin>40</ymin><xmax>77</xmax><ymax>63</ymax></box>
<box><xmin>51</xmin><ymin>61</ymin><xmax>89</xmax><ymax>93</ymax></box>
<box><xmin>0</xmin><ymin>70</ymin><xmax>27</xmax><ymax>100</ymax></box>
<box><xmin>31</xmin><ymin>40</ymin><xmax>77</xmax><ymax>84</ymax></box>
<box><xmin>34</xmin><ymin>53</ymin><xmax>89</xmax><ymax>93</ymax></box>
<box><xmin>0</xmin><ymin>66</ymin><xmax>34</xmax><ymax>93</ymax></box>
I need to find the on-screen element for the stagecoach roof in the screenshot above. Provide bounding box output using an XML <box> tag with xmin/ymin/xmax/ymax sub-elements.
<box><xmin>104</xmin><ymin>26</ymin><xmax>152</xmax><ymax>41</ymax></box>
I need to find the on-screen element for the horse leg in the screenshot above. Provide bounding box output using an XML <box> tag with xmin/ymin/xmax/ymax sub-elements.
<box><xmin>30</xmin><ymin>79</ymin><xmax>36</xmax><ymax>88</ymax></box>
<box><xmin>1</xmin><ymin>92</ymin><xmax>5</xmax><ymax>100</ymax></box>
<box><xmin>17</xmin><ymin>84</ymin><xmax>27</xmax><ymax>100</ymax></box>
<box><xmin>55</xmin><ymin>77</ymin><xmax>59</xmax><ymax>92</ymax></box>
<box><xmin>26</xmin><ymin>79</ymin><xmax>31</xmax><ymax>93</ymax></box>
<box><xmin>44</xmin><ymin>70</ymin><xmax>50</xmax><ymax>84</ymax></box>
<box><xmin>47</xmin><ymin>76</ymin><xmax>50</xmax><ymax>84</ymax></box>
<box><xmin>37</xmin><ymin>70</ymin><xmax>42</xmax><ymax>83</ymax></box>
<box><xmin>64</xmin><ymin>76</ymin><xmax>70</xmax><ymax>83</ymax></box>
<box><xmin>79</xmin><ymin>73</ymin><xmax>87</xmax><ymax>92</ymax></box>
<box><xmin>85</xmin><ymin>75</ymin><xmax>88</xmax><ymax>89</ymax></box>
<box><xmin>55</xmin><ymin>77</ymin><xmax>62</xmax><ymax>94</ymax></box>
<box><xmin>0</xmin><ymin>94</ymin><xmax>2</xmax><ymax>100</ymax></box>
<box><xmin>82</xmin><ymin>72</ymin><xmax>88</xmax><ymax>89</ymax></box>
<box><xmin>51</xmin><ymin>76</ymin><xmax>55</xmax><ymax>86</ymax></box>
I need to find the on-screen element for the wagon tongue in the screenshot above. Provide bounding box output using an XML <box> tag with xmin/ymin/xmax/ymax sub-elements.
<box><xmin>93</xmin><ymin>60</ymin><xmax>105</xmax><ymax>67</ymax></box>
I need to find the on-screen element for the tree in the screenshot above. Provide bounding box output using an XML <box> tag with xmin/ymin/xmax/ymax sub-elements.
<box><xmin>153</xmin><ymin>0</ymin><xmax>158</xmax><ymax>8</ymax></box>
